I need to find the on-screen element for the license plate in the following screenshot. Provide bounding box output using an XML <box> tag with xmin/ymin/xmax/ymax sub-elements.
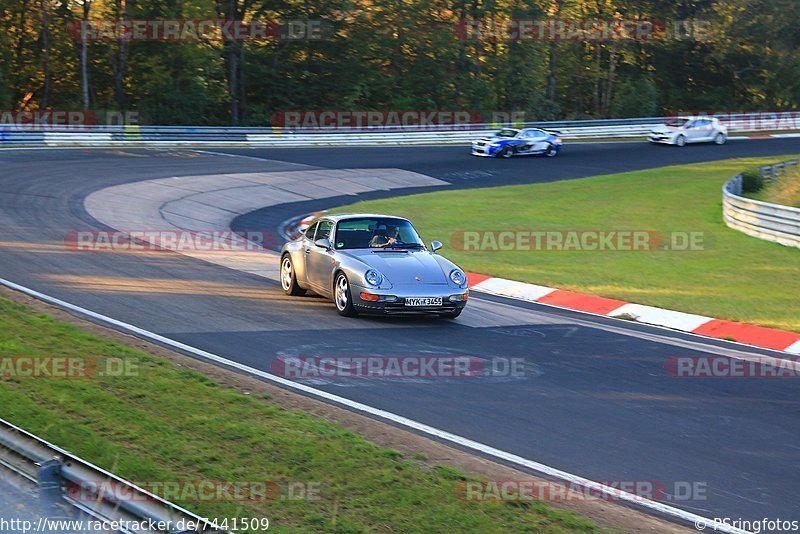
<box><xmin>405</xmin><ymin>297</ymin><xmax>442</xmax><ymax>307</ymax></box>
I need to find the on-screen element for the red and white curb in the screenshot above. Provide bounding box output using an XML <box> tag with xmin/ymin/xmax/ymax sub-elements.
<box><xmin>467</xmin><ymin>273</ymin><xmax>800</xmax><ymax>355</ymax></box>
<box><xmin>733</xmin><ymin>133</ymin><xmax>800</xmax><ymax>140</ymax></box>
<box><xmin>297</xmin><ymin>212</ymin><xmax>322</xmax><ymax>233</ymax></box>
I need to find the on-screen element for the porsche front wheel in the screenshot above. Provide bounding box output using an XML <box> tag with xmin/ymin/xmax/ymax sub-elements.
<box><xmin>334</xmin><ymin>273</ymin><xmax>358</xmax><ymax>317</ymax></box>
<box><xmin>280</xmin><ymin>255</ymin><xmax>306</xmax><ymax>296</ymax></box>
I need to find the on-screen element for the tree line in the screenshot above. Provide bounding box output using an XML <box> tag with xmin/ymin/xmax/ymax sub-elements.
<box><xmin>0</xmin><ymin>0</ymin><xmax>797</xmax><ymax>126</ymax></box>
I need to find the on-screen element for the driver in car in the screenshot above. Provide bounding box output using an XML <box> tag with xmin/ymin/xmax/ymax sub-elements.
<box><xmin>370</xmin><ymin>225</ymin><xmax>402</xmax><ymax>248</ymax></box>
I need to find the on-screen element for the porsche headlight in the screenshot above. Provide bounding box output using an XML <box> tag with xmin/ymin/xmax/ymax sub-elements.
<box><xmin>449</xmin><ymin>269</ymin><xmax>466</xmax><ymax>286</ymax></box>
<box><xmin>365</xmin><ymin>269</ymin><xmax>383</xmax><ymax>286</ymax></box>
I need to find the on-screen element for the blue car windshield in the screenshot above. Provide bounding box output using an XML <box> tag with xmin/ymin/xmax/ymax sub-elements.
<box><xmin>334</xmin><ymin>218</ymin><xmax>425</xmax><ymax>250</ymax></box>
<box><xmin>496</xmin><ymin>129</ymin><xmax>519</xmax><ymax>137</ymax></box>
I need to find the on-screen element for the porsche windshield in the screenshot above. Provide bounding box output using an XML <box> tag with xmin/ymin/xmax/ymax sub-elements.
<box><xmin>334</xmin><ymin>218</ymin><xmax>425</xmax><ymax>250</ymax></box>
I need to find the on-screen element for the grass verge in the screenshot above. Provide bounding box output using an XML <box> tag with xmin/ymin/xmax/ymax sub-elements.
<box><xmin>0</xmin><ymin>295</ymin><xmax>598</xmax><ymax>533</ymax></box>
<box><xmin>330</xmin><ymin>155</ymin><xmax>800</xmax><ymax>332</ymax></box>
<box><xmin>748</xmin><ymin>167</ymin><xmax>800</xmax><ymax>207</ymax></box>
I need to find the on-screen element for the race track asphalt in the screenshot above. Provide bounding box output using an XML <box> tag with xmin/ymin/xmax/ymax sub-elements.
<box><xmin>1</xmin><ymin>139</ymin><xmax>799</xmax><ymax>526</ymax></box>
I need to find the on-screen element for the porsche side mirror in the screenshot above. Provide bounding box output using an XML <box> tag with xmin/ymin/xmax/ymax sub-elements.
<box><xmin>431</xmin><ymin>240</ymin><xmax>443</xmax><ymax>252</ymax></box>
<box><xmin>314</xmin><ymin>238</ymin><xmax>332</xmax><ymax>250</ymax></box>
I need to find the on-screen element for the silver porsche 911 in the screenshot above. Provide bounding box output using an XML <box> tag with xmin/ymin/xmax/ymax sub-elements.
<box><xmin>279</xmin><ymin>214</ymin><xmax>469</xmax><ymax>318</ymax></box>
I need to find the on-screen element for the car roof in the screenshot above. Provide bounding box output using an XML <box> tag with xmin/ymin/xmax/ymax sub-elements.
<box><xmin>318</xmin><ymin>213</ymin><xmax>411</xmax><ymax>223</ymax></box>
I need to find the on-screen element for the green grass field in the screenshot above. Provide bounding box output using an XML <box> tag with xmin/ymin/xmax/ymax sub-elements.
<box><xmin>0</xmin><ymin>296</ymin><xmax>598</xmax><ymax>533</ymax></box>
<box><xmin>331</xmin><ymin>155</ymin><xmax>800</xmax><ymax>332</ymax></box>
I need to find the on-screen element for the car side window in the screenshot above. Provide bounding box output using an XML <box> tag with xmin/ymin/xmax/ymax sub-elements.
<box><xmin>316</xmin><ymin>220</ymin><xmax>333</xmax><ymax>241</ymax></box>
<box><xmin>304</xmin><ymin>222</ymin><xmax>319</xmax><ymax>241</ymax></box>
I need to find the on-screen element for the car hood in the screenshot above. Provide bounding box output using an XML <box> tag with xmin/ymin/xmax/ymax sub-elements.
<box><xmin>651</xmin><ymin>125</ymin><xmax>681</xmax><ymax>134</ymax></box>
<box><xmin>476</xmin><ymin>135</ymin><xmax>513</xmax><ymax>143</ymax></box>
<box><xmin>342</xmin><ymin>249</ymin><xmax>449</xmax><ymax>285</ymax></box>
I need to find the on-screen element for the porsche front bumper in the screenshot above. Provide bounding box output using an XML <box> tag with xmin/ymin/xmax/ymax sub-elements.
<box><xmin>352</xmin><ymin>284</ymin><xmax>469</xmax><ymax>315</ymax></box>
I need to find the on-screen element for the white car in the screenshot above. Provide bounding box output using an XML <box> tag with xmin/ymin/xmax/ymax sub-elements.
<box><xmin>648</xmin><ymin>117</ymin><xmax>727</xmax><ymax>146</ymax></box>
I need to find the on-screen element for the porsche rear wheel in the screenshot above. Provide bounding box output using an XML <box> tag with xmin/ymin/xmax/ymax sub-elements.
<box><xmin>545</xmin><ymin>144</ymin><xmax>558</xmax><ymax>157</ymax></box>
<box><xmin>281</xmin><ymin>255</ymin><xmax>306</xmax><ymax>296</ymax></box>
<box><xmin>334</xmin><ymin>272</ymin><xmax>358</xmax><ymax>317</ymax></box>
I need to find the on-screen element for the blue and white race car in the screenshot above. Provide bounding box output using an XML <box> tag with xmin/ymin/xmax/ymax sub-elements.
<box><xmin>471</xmin><ymin>128</ymin><xmax>562</xmax><ymax>158</ymax></box>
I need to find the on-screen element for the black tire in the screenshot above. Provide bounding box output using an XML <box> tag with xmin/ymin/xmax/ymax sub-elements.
<box><xmin>497</xmin><ymin>147</ymin><xmax>512</xmax><ymax>158</ymax></box>
<box><xmin>714</xmin><ymin>132</ymin><xmax>726</xmax><ymax>145</ymax></box>
<box><xmin>545</xmin><ymin>144</ymin><xmax>558</xmax><ymax>157</ymax></box>
<box><xmin>280</xmin><ymin>254</ymin><xmax>306</xmax><ymax>296</ymax></box>
<box><xmin>333</xmin><ymin>272</ymin><xmax>358</xmax><ymax>317</ymax></box>
<box><xmin>675</xmin><ymin>135</ymin><xmax>687</xmax><ymax>147</ymax></box>
<box><xmin>440</xmin><ymin>309</ymin><xmax>463</xmax><ymax>319</ymax></box>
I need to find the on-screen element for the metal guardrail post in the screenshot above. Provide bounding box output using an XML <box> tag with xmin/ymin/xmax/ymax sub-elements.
<box><xmin>38</xmin><ymin>457</ymin><xmax>72</xmax><ymax>533</ymax></box>
<box><xmin>38</xmin><ymin>457</ymin><xmax>66</xmax><ymax>512</ymax></box>
<box><xmin>729</xmin><ymin>174</ymin><xmax>743</xmax><ymax>195</ymax></box>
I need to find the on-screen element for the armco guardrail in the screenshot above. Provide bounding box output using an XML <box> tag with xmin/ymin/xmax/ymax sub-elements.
<box><xmin>0</xmin><ymin>418</ymin><xmax>227</xmax><ymax>533</ymax></box>
<box><xmin>1</xmin><ymin>113</ymin><xmax>797</xmax><ymax>147</ymax></box>
<box><xmin>723</xmin><ymin>160</ymin><xmax>800</xmax><ymax>248</ymax></box>
<box><xmin>0</xmin><ymin>119</ymin><xmax>661</xmax><ymax>147</ymax></box>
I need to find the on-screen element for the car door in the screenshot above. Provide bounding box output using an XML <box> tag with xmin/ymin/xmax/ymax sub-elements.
<box><xmin>682</xmin><ymin>120</ymin><xmax>698</xmax><ymax>141</ymax></box>
<box><xmin>296</xmin><ymin>221</ymin><xmax>318</xmax><ymax>286</ymax></box>
<box><xmin>519</xmin><ymin>129</ymin><xmax>548</xmax><ymax>153</ymax></box>
<box><xmin>304</xmin><ymin>219</ymin><xmax>335</xmax><ymax>295</ymax></box>
<box><xmin>529</xmin><ymin>129</ymin><xmax>550</xmax><ymax>152</ymax></box>
<box><xmin>694</xmin><ymin>119</ymin><xmax>714</xmax><ymax>140</ymax></box>
<box><xmin>684</xmin><ymin>119</ymin><xmax>707</xmax><ymax>141</ymax></box>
